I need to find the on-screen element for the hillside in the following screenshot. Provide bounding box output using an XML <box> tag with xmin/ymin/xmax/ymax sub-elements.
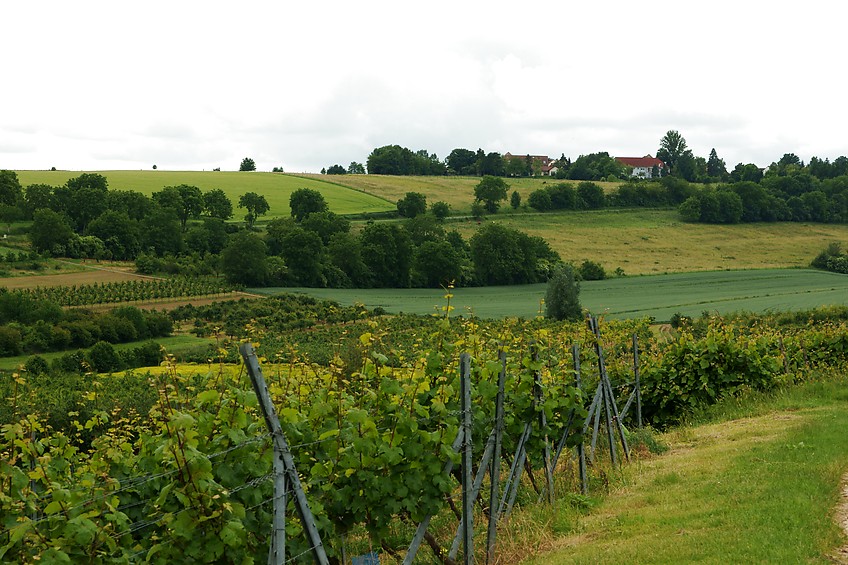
<box><xmin>14</xmin><ymin>170</ymin><xmax>395</xmax><ymax>219</ymax></box>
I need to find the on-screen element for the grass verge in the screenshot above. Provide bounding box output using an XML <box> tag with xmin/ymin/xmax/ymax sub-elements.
<box><xmin>518</xmin><ymin>373</ymin><xmax>848</xmax><ymax>564</ymax></box>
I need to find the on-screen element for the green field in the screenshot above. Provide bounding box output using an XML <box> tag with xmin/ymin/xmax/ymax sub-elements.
<box><xmin>253</xmin><ymin>269</ymin><xmax>848</xmax><ymax>321</ymax></box>
<box><xmin>14</xmin><ymin>170</ymin><xmax>395</xmax><ymax>219</ymax></box>
<box><xmin>0</xmin><ymin>335</ymin><xmax>215</xmax><ymax>371</ymax></box>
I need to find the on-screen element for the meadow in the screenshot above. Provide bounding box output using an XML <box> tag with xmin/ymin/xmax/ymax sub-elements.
<box><xmin>14</xmin><ymin>170</ymin><xmax>395</xmax><ymax>219</ymax></box>
<box><xmin>256</xmin><ymin>268</ymin><xmax>848</xmax><ymax>321</ymax></box>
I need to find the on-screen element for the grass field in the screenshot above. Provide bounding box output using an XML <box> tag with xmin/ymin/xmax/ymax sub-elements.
<box><xmin>522</xmin><ymin>376</ymin><xmax>848</xmax><ymax>564</ymax></box>
<box><xmin>295</xmin><ymin>173</ymin><xmax>620</xmax><ymax>213</ymax></box>
<box><xmin>14</xmin><ymin>170</ymin><xmax>395</xmax><ymax>219</ymax></box>
<box><xmin>254</xmin><ymin>269</ymin><xmax>848</xmax><ymax>321</ymax></box>
<box><xmin>448</xmin><ymin>209</ymin><xmax>848</xmax><ymax>274</ymax></box>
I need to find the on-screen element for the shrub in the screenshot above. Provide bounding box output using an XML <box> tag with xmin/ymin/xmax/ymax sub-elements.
<box><xmin>87</xmin><ymin>341</ymin><xmax>123</xmax><ymax>373</ymax></box>
<box><xmin>545</xmin><ymin>264</ymin><xmax>582</xmax><ymax>321</ymax></box>
<box><xmin>579</xmin><ymin>260</ymin><xmax>606</xmax><ymax>281</ymax></box>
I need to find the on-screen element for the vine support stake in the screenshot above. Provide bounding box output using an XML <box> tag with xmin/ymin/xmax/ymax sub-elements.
<box><xmin>633</xmin><ymin>333</ymin><xmax>642</xmax><ymax>429</ymax></box>
<box><xmin>460</xmin><ymin>352</ymin><xmax>474</xmax><ymax>565</ymax></box>
<box><xmin>486</xmin><ymin>351</ymin><xmax>506</xmax><ymax>564</ymax></box>
<box><xmin>240</xmin><ymin>343</ymin><xmax>329</xmax><ymax>565</ymax></box>
<box><xmin>573</xmin><ymin>343</ymin><xmax>588</xmax><ymax>495</ymax></box>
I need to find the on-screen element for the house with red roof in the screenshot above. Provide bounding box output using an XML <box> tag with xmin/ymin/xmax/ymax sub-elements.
<box><xmin>615</xmin><ymin>155</ymin><xmax>665</xmax><ymax>179</ymax></box>
<box><xmin>503</xmin><ymin>153</ymin><xmax>557</xmax><ymax>176</ymax></box>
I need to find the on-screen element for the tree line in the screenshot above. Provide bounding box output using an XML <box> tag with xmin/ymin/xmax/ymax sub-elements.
<box><xmin>315</xmin><ymin>131</ymin><xmax>848</xmax><ymax>185</ymax></box>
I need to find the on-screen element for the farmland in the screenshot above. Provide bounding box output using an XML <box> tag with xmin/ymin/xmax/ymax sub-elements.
<box><xmin>257</xmin><ymin>268</ymin><xmax>848</xmax><ymax>321</ymax></box>
<box><xmin>14</xmin><ymin>170</ymin><xmax>395</xmax><ymax>219</ymax></box>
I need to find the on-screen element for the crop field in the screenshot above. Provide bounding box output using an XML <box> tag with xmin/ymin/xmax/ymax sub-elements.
<box><xmin>255</xmin><ymin>269</ymin><xmax>848</xmax><ymax>321</ymax></box>
<box><xmin>0</xmin><ymin>265</ymin><xmax>146</xmax><ymax>289</ymax></box>
<box><xmin>14</xmin><ymin>170</ymin><xmax>395</xmax><ymax>219</ymax></box>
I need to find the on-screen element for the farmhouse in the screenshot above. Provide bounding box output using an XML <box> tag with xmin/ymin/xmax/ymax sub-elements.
<box><xmin>503</xmin><ymin>153</ymin><xmax>557</xmax><ymax>176</ymax></box>
<box><xmin>615</xmin><ymin>155</ymin><xmax>665</xmax><ymax>179</ymax></box>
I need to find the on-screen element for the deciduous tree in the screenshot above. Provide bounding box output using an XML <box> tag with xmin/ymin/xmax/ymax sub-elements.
<box><xmin>239</xmin><ymin>192</ymin><xmax>270</xmax><ymax>228</ymax></box>
<box><xmin>474</xmin><ymin>175</ymin><xmax>509</xmax><ymax>213</ymax></box>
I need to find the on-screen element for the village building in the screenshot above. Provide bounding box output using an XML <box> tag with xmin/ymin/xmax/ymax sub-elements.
<box><xmin>615</xmin><ymin>155</ymin><xmax>665</xmax><ymax>178</ymax></box>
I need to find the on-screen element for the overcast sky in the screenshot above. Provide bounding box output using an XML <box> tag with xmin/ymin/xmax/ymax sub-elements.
<box><xmin>3</xmin><ymin>1</ymin><xmax>846</xmax><ymax>173</ymax></box>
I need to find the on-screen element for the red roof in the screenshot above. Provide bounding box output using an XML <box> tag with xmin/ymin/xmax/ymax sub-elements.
<box><xmin>616</xmin><ymin>156</ymin><xmax>664</xmax><ymax>168</ymax></box>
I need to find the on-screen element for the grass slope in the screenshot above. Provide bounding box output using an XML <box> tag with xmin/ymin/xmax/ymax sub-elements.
<box><xmin>255</xmin><ymin>269</ymin><xmax>848</xmax><ymax>321</ymax></box>
<box><xmin>524</xmin><ymin>377</ymin><xmax>848</xmax><ymax>564</ymax></box>
<box><xmin>14</xmin><ymin>170</ymin><xmax>395</xmax><ymax>219</ymax></box>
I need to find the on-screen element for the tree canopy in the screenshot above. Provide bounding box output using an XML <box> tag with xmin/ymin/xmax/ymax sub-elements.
<box><xmin>239</xmin><ymin>158</ymin><xmax>257</xmax><ymax>172</ymax></box>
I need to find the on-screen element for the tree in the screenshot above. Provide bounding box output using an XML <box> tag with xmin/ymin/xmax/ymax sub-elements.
<box><xmin>359</xmin><ymin>223</ymin><xmax>413</xmax><ymax>287</ymax></box>
<box><xmin>29</xmin><ymin>208</ymin><xmax>74</xmax><ymax>255</ymax></box>
<box><xmin>348</xmin><ymin>162</ymin><xmax>366</xmax><ymax>175</ymax></box>
<box><xmin>474</xmin><ymin>175</ymin><xmax>509</xmax><ymax>213</ymax></box>
<box><xmin>478</xmin><ymin>152</ymin><xmax>505</xmax><ymax>176</ymax></box>
<box><xmin>275</xmin><ymin>224</ymin><xmax>325</xmax><ymax>286</ymax></box>
<box><xmin>203</xmin><ymin>188</ymin><xmax>233</xmax><ymax>220</ymax></box>
<box><xmin>396</xmin><ymin>192</ymin><xmax>427</xmax><ymax>218</ymax></box>
<box><xmin>0</xmin><ymin>170</ymin><xmax>22</xmax><ymax>206</ymax></box>
<box><xmin>707</xmin><ymin>148</ymin><xmax>728</xmax><ymax>179</ymax></box>
<box><xmin>238</xmin><ymin>192</ymin><xmax>270</xmax><ymax>228</ymax></box>
<box><xmin>153</xmin><ymin>185</ymin><xmax>204</xmax><ymax>231</ymax></box>
<box><xmin>300</xmin><ymin>211</ymin><xmax>350</xmax><ymax>245</ymax></box>
<box><xmin>367</xmin><ymin>145</ymin><xmax>415</xmax><ymax>175</ymax></box>
<box><xmin>289</xmin><ymin>188</ymin><xmax>327</xmax><ymax>221</ymax></box>
<box><xmin>446</xmin><ymin>148</ymin><xmax>477</xmax><ymax>175</ymax></box>
<box><xmin>729</xmin><ymin>163</ymin><xmax>764</xmax><ymax>183</ymax></box>
<box><xmin>577</xmin><ymin>182</ymin><xmax>604</xmax><ymax>209</ymax></box>
<box><xmin>140</xmin><ymin>207</ymin><xmax>183</xmax><ymax>256</ymax></box>
<box><xmin>222</xmin><ymin>231</ymin><xmax>267</xmax><ymax>285</ymax></box>
<box><xmin>469</xmin><ymin>223</ymin><xmax>540</xmax><ymax>285</ymax></box>
<box><xmin>657</xmin><ymin>130</ymin><xmax>689</xmax><ymax>172</ymax></box>
<box><xmin>23</xmin><ymin>184</ymin><xmax>54</xmax><ymax>218</ymax></box>
<box><xmin>430</xmin><ymin>201</ymin><xmax>450</xmax><ymax>221</ymax></box>
<box><xmin>413</xmin><ymin>240</ymin><xmax>463</xmax><ymax>288</ymax></box>
<box><xmin>326</xmin><ymin>164</ymin><xmax>346</xmax><ymax>175</ymax></box>
<box><xmin>510</xmin><ymin>191</ymin><xmax>522</xmax><ymax>209</ymax></box>
<box><xmin>545</xmin><ymin>264</ymin><xmax>582</xmax><ymax>321</ymax></box>
<box><xmin>86</xmin><ymin>211</ymin><xmax>141</xmax><ymax>260</ymax></box>
<box><xmin>239</xmin><ymin>157</ymin><xmax>257</xmax><ymax>171</ymax></box>
<box><xmin>107</xmin><ymin>190</ymin><xmax>154</xmax><ymax>221</ymax></box>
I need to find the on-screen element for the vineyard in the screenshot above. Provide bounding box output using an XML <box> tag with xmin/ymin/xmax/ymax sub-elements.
<box><xmin>3</xmin><ymin>306</ymin><xmax>848</xmax><ymax>563</ymax></box>
<box><xmin>6</xmin><ymin>277</ymin><xmax>236</xmax><ymax>307</ymax></box>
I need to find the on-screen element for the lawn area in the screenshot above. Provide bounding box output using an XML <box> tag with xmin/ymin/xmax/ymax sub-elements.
<box><xmin>14</xmin><ymin>170</ymin><xmax>395</xmax><ymax>219</ymax></box>
<box><xmin>254</xmin><ymin>269</ymin><xmax>848</xmax><ymax>321</ymax></box>
<box><xmin>522</xmin><ymin>376</ymin><xmax>848</xmax><ymax>564</ymax></box>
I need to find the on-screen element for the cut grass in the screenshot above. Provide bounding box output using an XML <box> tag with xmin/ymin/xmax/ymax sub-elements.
<box><xmin>254</xmin><ymin>268</ymin><xmax>848</xmax><ymax>321</ymax></box>
<box><xmin>14</xmin><ymin>170</ymin><xmax>395</xmax><ymax>219</ymax></box>
<box><xmin>522</xmin><ymin>376</ymin><xmax>848</xmax><ymax>564</ymax></box>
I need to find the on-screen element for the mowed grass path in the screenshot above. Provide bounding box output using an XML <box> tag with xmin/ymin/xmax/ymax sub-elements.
<box><xmin>256</xmin><ymin>269</ymin><xmax>848</xmax><ymax>321</ymax></box>
<box><xmin>523</xmin><ymin>378</ymin><xmax>848</xmax><ymax>564</ymax></box>
<box><xmin>14</xmin><ymin>170</ymin><xmax>394</xmax><ymax>219</ymax></box>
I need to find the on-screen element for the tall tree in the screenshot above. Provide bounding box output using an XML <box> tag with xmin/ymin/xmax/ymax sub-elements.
<box><xmin>0</xmin><ymin>170</ymin><xmax>22</xmax><ymax>206</ymax></box>
<box><xmin>153</xmin><ymin>185</ymin><xmax>204</xmax><ymax>231</ymax></box>
<box><xmin>348</xmin><ymin>161</ymin><xmax>366</xmax><ymax>174</ymax></box>
<box><xmin>239</xmin><ymin>157</ymin><xmax>257</xmax><ymax>172</ymax></box>
<box><xmin>473</xmin><ymin>175</ymin><xmax>509</xmax><ymax>213</ymax></box>
<box><xmin>203</xmin><ymin>188</ymin><xmax>233</xmax><ymax>220</ymax></box>
<box><xmin>706</xmin><ymin>148</ymin><xmax>728</xmax><ymax>179</ymax></box>
<box><xmin>657</xmin><ymin>130</ymin><xmax>689</xmax><ymax>172</ymax></box>
<box><xmin>238</xmin><ymin>192</ymin><xmax>270</xmax><ymax>228</ymax></box>
<box><xmin>545</xmin><ymin>263</ymin><xmax>582</xmax><ymax>321</ymax></box>
<box><xmin>289</xmin><ymin>188</ymin><xmax>328</xmax><ymax>221</ymax></box>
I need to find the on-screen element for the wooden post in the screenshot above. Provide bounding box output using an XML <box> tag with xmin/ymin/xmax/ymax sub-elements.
<box><xmin>460</xmin><ymin>353</ymin><xmax>474</xmax><ymax>565</ymax></box>
<box><xmin>486</xmin><ymin>351</ymin><xmax>506</xmax><ymax>564</ymax></box>
<box><xmin>573</xmin><ymin>343</ymin><xmax>588</xmax><ymax>495</ymax></box>
<box><xmin>633</xmin><ymin>334</ymin><xmax>642</xmax><ymax>428</ymax></box>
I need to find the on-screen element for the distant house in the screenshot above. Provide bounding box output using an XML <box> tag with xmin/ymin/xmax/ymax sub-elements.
<box><xmin>503</xmin><ymin>153</ymin><xmax>557</xmax><ymax>176</ymax></box>
<box><xmin>615</xmin><ymin>155</ymin><xmax>665</xmax><ymax>179</ymax></box>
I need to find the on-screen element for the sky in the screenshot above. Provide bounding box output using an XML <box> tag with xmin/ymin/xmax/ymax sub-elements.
<box><xmin>2</xmin><ymin>0</ymin><xmax>847</xmax><ymax>173</ymax></box>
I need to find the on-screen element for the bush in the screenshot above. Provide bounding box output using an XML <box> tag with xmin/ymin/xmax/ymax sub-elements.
<box><xmin>545</xmin><ymin>264</ymin><xmax>582</xmax><ymax>321</ymax></box>
<box><xmin>579</xmin><ymin>260</ymin><xmax>606</xmax><ymax>281</ymax></box>
<box><xmin>24</xmin><ymin>355</ymin><xmax>50</xmax><ymax>376</ymax></box>
<box><xmin>87</xmin><ymin>341</ymin><xmax>123</xmax><ymax>373</ymax></box>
